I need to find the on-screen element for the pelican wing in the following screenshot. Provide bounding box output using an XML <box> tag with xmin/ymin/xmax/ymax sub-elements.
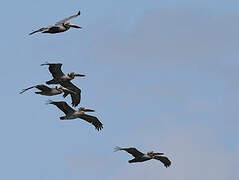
<box><xmin>29</xmin><ymin>28</ymin><xmax>45</xmax><ymax>35</ymax></box>
<box><xmin>114</xmin><ymin>147</ymin><xmax>144</xmax><ymax>158</ymax></box>
<box><xmin>55</xmin><ymin>11</ymin><xmax>81</xmax><ymax>25</ymax></box>
<box><xmin>61</xmin><ymin>81</ymin><xmax>81</xmax><ymax>107</ymax></box>
<box><xmin>48</xmin><ymin>100</ymin><xmax>74</xmax><ymax>115</ymax></box>
<box><xmin>35</xmin><ymin>84</ymin><xmax>52</xmax><ymax>91</ymax></box>
<box><xmin>41</xmin><ymin>63</ymin><xmax>64</xmax><ymax>78</ymax></box>
<box><xmin>20</xmin><ymin>84</ymin><xmax>51</xmax><ymax>94</ymax></box>
<box><xmin>154</xmin><ymin>155</ymin><xmax>171</xmax><ymax>168</ymax></box>
<box><xmin>29</xmin><ymin>27</ymin><xmax>48</xmax><ymax>35</ymax></box>
<box><xmin>29</xmin><ymin>25</ymin><xmax>54</xmax><ymax>35</ymax></box>
<box><xmin>79</xmin><ymin>114</ymin><xmax>103</xmax><ymax>131</ymax></box>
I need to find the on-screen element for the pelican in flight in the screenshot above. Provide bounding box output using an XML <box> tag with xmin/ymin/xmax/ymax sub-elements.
<box><xmin>41</xmin><ymin>63</ymin><xmax>85</xmax><ymax>84</ymax></box>
<box><xmin>41</xmin><ymin>63</ymin><xmax>84</xmax><ymax>106</ymax></box>
<box><xmin>29</xmin><ymin>11</ymin><xmax>82</xmax><ymax>35</ymax></box>
<box><xmin>114</xmin><ymin>146</ymin><xmax>171</xmax><ymax>167</ymax></box>
<box><xmin>47</xmin><ymin>101</ymin><xmax>103</xmax><ymax>131</ymax></box>
<box><xmin>19</xmin><ymin>84</ymin><xmax>76</xmax><ymax>96</ymax></box>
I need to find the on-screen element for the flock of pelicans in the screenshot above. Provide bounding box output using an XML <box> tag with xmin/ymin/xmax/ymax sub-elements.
<box><xmin>21</xmin><ymin>10</ymin><xmax>171</xmax><ymax>168</ymax></box>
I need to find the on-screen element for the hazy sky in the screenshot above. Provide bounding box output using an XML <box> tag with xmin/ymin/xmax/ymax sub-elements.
<box><xmin>1</xmin><ymin>0</ymin><xmax>238</xmax><ymax>179</ymax></box>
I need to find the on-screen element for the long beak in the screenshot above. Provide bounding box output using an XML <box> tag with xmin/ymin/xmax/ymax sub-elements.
<box><xmin>84</xmin><ymin>108</ymin><xmax>95</xmax><ymax>112</ymax></box>
<box><xmin>69</xmin><ymin>24</ymin><xmax>82</xmax><ymax>29</ymax></box>
<box><xmin>74</xmin><ymin>73</ymin><xmax>86</xmax><ymax>77</ymax></box>
<box><xmin>154</xmin><ymin>152</ymin><xmax>164</xmax><ymax>156</ymax></box>
<box><xmin>61</xmin><ymin>87</ymin><xmax>77</xmax><ymax>95</ymax></box>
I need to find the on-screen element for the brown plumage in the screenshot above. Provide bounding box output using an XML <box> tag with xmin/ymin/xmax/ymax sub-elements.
<box><xmin>29</xmin><ymin>11</ymin><xmax>82</xmax><ymax>35</ymax></box>
<box><xmin>114</xmin><ymin>146</ymin><xmax>171</xmax><ymax>167</ymax></box>
<box><xmin>47</xmin><ymin>101</ymin><xmax>103</xmax><ymax>131</ymax></box>
<box><xmin>41</xmin><ymin>63</ymin><xmax>85</xmax><ymax>106</ymax></box>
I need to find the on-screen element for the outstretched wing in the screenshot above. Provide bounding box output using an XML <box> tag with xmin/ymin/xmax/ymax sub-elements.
<box><xmin>35</xmin><ymin>84</ymin><xmax>52</xmax><ymax>91</ymax></box>
<box><xmin>55</xmin><ymin>11</ymin><xmax>81</xmax><ymax>25</ymax></box>
<box><xmin>29</xmin><ymin>25</ymin><xmax>53</xmax><ymax>35</ymax></box>
<box><xmin>47</xmin><ymin>100</ymin><xmax>75</xmax><ymax>115</ymax></box>
<box><xmin>61</xmin><ymin>81</ymin><xmax>81</xmax><ymax>107</ymax></box>
<box><xmin>114</xmin><ymin>147</ymin><xmax>144</xmax><ymax>158</ymax></box>
<box><xmin>29</xmin><ymin>28</ymin><xmax>45</xmax><ymax>35</ymax></box>
<box><xmin>41</xmin><ymin>63</ymin><xmax>64</xmax><ymax>78</ymax></box>
<box><xmin>20</xmin><ymin>84</ymin><xmax>51</xmax><ymax>94</ymax></box>
<box><xmin>29</xmin><ymin>27</ymin><xmax>47</xmax><ymax>35</ymax></box>
<box><xmin>79</xmin><ymin>114</ymin><xmax>103</xmax><ymax>131</ymax></box>
<box><xmin>154</xmin><ymin>155</ymin><xmax>171</xmax><ymax>168</ymax></box>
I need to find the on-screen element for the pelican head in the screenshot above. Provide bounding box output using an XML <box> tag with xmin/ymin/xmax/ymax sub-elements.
<box><xmin>55</xmin><ymin>85</ymin><xmax>65</xmax><ymax>92</ymax></box>
<box><xmin>55</xmin><ymin>85</ymin><xmax>62</xmax><ymax>89</ymax></box>
<box><xmin>64</xmin><ymin>22</ymin><xmax>82</xmax><ymax>29</ymax></box>
<box><xmin>147</xmin><ymin>151</ymin><xmax>164</xmax><ymax>157</ymax></box>
<box><xmin>147</xmin><ymin>151</ymin><xmax>154</xmax><ymax>156</ymax></box>
<box><xmin>56</xmin><ymin>85</ymin><xmax>77</xmax><ymax>94</ymax></box>
<box><xmin>79</xmin><ymin>107</ymin><xmax>95</xmax><ymax>112</ymax></box>
<box><xmin>68</xmin><ymin>72</ymin><xmax>86</xmax><ymax>78</ymax></box>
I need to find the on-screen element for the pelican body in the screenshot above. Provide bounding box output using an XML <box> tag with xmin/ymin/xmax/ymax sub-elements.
<box><xmin>41</xmin><ymin>63</ymin><xmax>85</xmax><ymax>106</ymax></box>
<box><xmin>41</xmin><ymin>63</ymin><xmax>85</xmax><ymax>85</ymax></box>
<box><xmin>19</xmin><ymin>84</ymin><xmax>76</xmax><ymax>96</ymax></box>
<box><xmin>47</xmin><ymin>101</ymin><xmax>103</xmax><ymax>131</ymax></box>
<box><xmin>29</xmin><ymin>11</ymin><xmax>82</xmax><ymax>35</ymax></box>
<box><xmin>114</xmin><ymin>146</ymin><xmax>171</xmax><ymax>167</ymax></box>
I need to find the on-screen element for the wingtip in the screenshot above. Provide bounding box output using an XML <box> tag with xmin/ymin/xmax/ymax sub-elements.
<box><xmin>40</xmin><ymin>61</ymin><xmax>49</xmax><ymax>66</ymax></box>
<box><xmin>96</xmin><ymin>124</ymin><xmax>103</xmax><ymax>131</ymax></box>
<box><xmin>46</xmin><ymin>99</ymin><xmax>54</xmax><ymax>105</ymax></box>
<box><xmin>165</xmin><ymin>163</ymin><xmax>171</xmax><ymax>168</ymax></box>
<box><xmin>114</xmin><ymin>146</ymin><xmax>122</xmax><ymax>152</ymax></box>
<box><xmin>71</xmin><ymin>103</ymin><xmax>77</xmax><ymax>107</ymax></box>
<box><xmin>28</xmin><ymin>31</ymin><xmax>36</xmax><ymax>35</ymax></box>
<box><xmin>19</xmin><ymin>89</ymin><xmax>25</xmax><ymax>94</ymax></box>
<box><xmin>77</xmin><ymin>11</ymin><xmax>81</xmax><ymax>16</ymax></box>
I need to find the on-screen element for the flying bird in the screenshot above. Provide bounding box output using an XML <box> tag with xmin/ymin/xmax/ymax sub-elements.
<box><xmin>114</xmin><ymin>146</ymin><xmax>171</xmax><ymax>167</ymax></box>
<box><xmin>19</xmin><ymin>84</ymin><xmax>76</xmax><ymax>96</ymax></box>
<box><xmin>41</xmin><ymin>63</ymin><xmax>85</xmax><ymax>106</ymax></box>
<box><xmin>29</xmin><ymin>11</ymin><xmax>82</xmax><ymax>35</ymax></box>
<box><xmin>41</xmin><ymin>63</ymin><xmax>85</xmax><ymax>85</ymax></box>
<box><xmin>47</xmin><ymin>101</ymin><xmax>103</xmax><ymax>131</ymax></box>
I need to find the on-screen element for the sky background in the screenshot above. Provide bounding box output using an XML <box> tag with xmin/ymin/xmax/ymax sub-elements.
<box><xmin>0</xmin><ymin>0</ymin><xmax>239</xmax><ymax>179</ymax></box>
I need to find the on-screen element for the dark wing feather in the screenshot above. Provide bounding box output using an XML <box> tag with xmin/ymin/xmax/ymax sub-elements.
<box><xmin>55</xmin><ymin>11</ymin><xmax>81</xmax><ymax>25</ymax></box>
<box><xmin>116</xmin><ymin>147</ymin><xmax>144</xmax><ymax>158</ymax></box>
<box><xmin>35</xmin><ymin>84</ymin><xmax>52</xmax><ymax>91</ymax></box>
<box><xmin>48</xmin><ymin>63</ymin><xmax>64</xmax><ymax>78</ymax></box>
<box><xmin>20</xmin><ymin>84</ymin><xmax>51</xmax><ymax>94</ymax></box>
<box><xmin>41</xmin><ymin>63</ymin><xmax>64</xmax><ymax>78</ymax></box>
<box><xmin>48</xmin><ymin>101</ymin><xmax>75</xmax><ymax>115</ymax></box>
<box><xmin>29</xmin><ymin>27</ymin><xmax>46</xmax><ymax>35</ymax></box>
<box><xmin>78</xmin><ymin>114</ymin><xmax>103</xmax><ymax>131</ymax></box>
<box><xmin>61</xmin><ymin>81</ymin><xmax>81</xmax><ymax>107</ymax></box>
<box><xmin>154</xmin><ymin>156</ymin><xmax>171</xmax><ymax>168</ymax></box>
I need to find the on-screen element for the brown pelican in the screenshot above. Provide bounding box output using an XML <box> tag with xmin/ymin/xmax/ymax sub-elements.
<box><xmin>114</xmin><ymin>146</ymin><xmax>171</xmax><ymax>167</ymax></box>
<box><xmin>41</xmin><ymin>63</ymin><xmax>84</xmax><ymax>106</ymax></box>
<box><xmin>19</xmin><ymin>84</ymin><xmax>76</xmax><ymax>96</ymax></box>
<box><xmin>47</xmin><ymin>101</ymin><xmax>103</xmax><ymax>131</ymax></box>
<box><xmin>29</xmin><ymin>11</ymin><xmax>82</xmax><ymax>35</ymax></box>
<box><xmin>41</xmin><ymin>63</ymin><xmax>85</xmax><ymax>85</ymax></box>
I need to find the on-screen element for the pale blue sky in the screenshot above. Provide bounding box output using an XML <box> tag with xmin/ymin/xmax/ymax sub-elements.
<box><xmin>0</xmin><ymin>0</ymin><xmax>238</xmax><ymax>179</ymax></box>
